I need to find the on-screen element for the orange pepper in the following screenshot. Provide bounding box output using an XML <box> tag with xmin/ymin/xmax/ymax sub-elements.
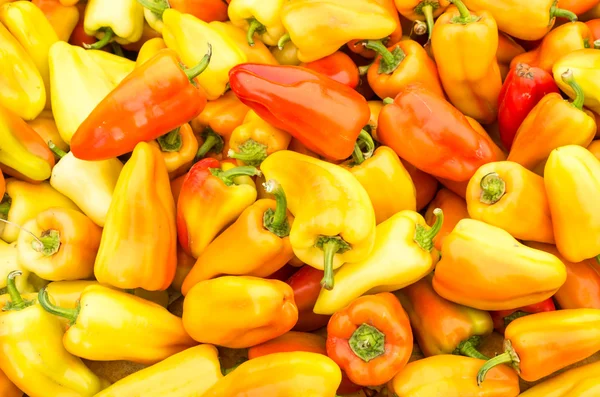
<box><xmin>0</xmin><ymin>368</ymin><xmax>21</xmax><ymax>397</ymax></box>
<box><xmin>287</xmin><ymin>137</ymin><xmax>320</xmax><ymax>159</ymax></box>
<box><xmin>347</xmin><ymin>0</ymin><xmax>403</xmax><ymax>58</ymax></box>
<box><xmin>149</xmin><ymin>123</ymin><xmax>199</xmax><ymax>179</ymax></box>
<box><xmin>32</xmin><ymin>0</ymin><xmax>79</xmax><ymax>42</ymax></box>
<box><xmin>171</xmin><ymin>243</ymin><xmax>196</xmax><ymax>292</ymax></box>
<box><xmin>0</xmin><ymin>171</ymin><xmax>4</xmax><ymax>199</ymax></box>
<box><xmin>496</xmin><ymin>32</ymin><xmax>525</xmax><ymax>80</ymax></box>
<box><xmin>170</xmin><ymin>0</ymin><xmax>229</xmax><ymax>23</ymax></box>
<box><xmin>587</xmin><ymin>19</ymin><xmax>600</xmax><ymax>43</ymax></box>
<box><xmin>26</xmin><ymin>110</ymin><xmax>69</xmax><ymax>156</ymax></box>
<box><xmin>424</xmin><ymin>188</ymin><xmax>469</xmax><ymax>251</ymax></box>
<box><xmin>401</xmin><ymin>159</ymin><xmax>438</xmax><ymax>210</ymax></box>
<box><xmin>58</xmin><ymin>0</ymin><xmax>78</xmax><ymax>5</ymax></box>
<box><xmin>191</xmin><ymin>91</ymin><xmax>250</xmax><ymax>140</ymax></box>
<box><xmin>170</xmin><ymin>174</ymin><xmax>186</xmax><ymax>206</ymax></box>
<box><xmin>558</xmin><ymin>0</ymin><xmax>599</xmax><ymax>15</ymax></box>
<box><xmin>301</xmin><ymin>51</ymin><xmax>360</xmax><ymax>89</ymax></box>
<box><xmin>588</xmin><ymin>139</ymin><xmax>600</xmax><ymax>159</ymax></box>
<box><xmin>393</xmin><ymin>0</ymin><xmax>450</xmax><ymax>41</ymax></box>
<box><xmin>581</xmin><ymin>3</ymin><xmax>600</xmax><ymax>21</ymax></box>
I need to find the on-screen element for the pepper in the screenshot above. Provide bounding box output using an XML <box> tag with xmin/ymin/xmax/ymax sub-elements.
<box><xmin>1</xmin><ymin>272</ymin><xmax>107</xmax><ymax>397</ymax></box>
<box><xmin>49</xmin><ymin>146</ymin><xmax>123</xmax><ymax>227</ymax></box>
<box><xmin>389</xmin><ymin>355</ymin><xmax>520</xmax><ymax>397</ymax></box>
<box><xmin>83</xmin><ymin>0</ymin><xmax>144</xmax><ymax>48</ymax></box>
<box><xmin>183</xmin><ymin>276</ymin><xmax>298</xmax><ymax>348</ymax></box>
<box><xmin>69</xmin><ymin>10</ymin><xmax>97</xmax><ymax>48</ymax></box>
<box><xmin>490</xmin><ymin>298</ymin><xmax>556</xmax><ymax>334</ymax></box>
<box><xmin>136</xmin><ymin>37</ymin><xmax>166</xmax><ymax>66</ymax></box>
<box><xmin>138</xmin><ymin>0</ymin><xmax>229</xmax><ymax>35</ymax></box>
<box><xmin>270</xmin><ymin>39</ymin><xmax>300</xmax><ymax>65</ymax></box>
<box><xmin>581</xmin><ymin>3</ymin><xmax>600</xmax><ymax>20</ymax></box>
<box><xmin>432</xmin><ymin>218</ymin><xmax>567</xmax><ymax>310</ymax></box>
<box><xmin>507</xmin><ymin>70</ymin><xmax>596</xmax><ymax>171</ymax></box>
<box><xmin>229</xmin><ymin>64</ymin><xmax>370</xmax><ymax>161</ymax></box>
<box><xmin>94</xmin><ymin>345</ymin><xmax>222</xmax><ymax>397</ymax></box>
<box><xmin>149</xmin><ymin>123</ymin><xmax>199</xmax><ymax>179</ymax></box>
<box><xmin>0</xmin><ymin>240</ymin><xmax>31</xmax><ymax>294</ymax></box>
<box><xmin>461</xmin><ymin>0</ymin><xmax>577</xmax><ymax>41</ymax></box>
<box><xmin>326</xmin><ymin>292</ymin><xmax>412</xmax><ymax>386</ymax></box>
<box><xmin>497</xmin><ymin>63</ymin><xmax>560</xmax><ymax>150</ymax></box>
<box><xmin>586</xmin><ymin>18</ymin><xmax>600</xmax><ymax>41</ymax></box>
<box><xmin>86</xmin><ymin>49</ymin><xmax>136</xmax><ymax>86</ymax></box>
<box><xmin>0</xmin><ymin>179</ymin><xmax>79</xmax><ymax>243</ymax></box>
<box><xmin>163</xmin><ymin>8</ymin><xmax>247</xmax><ymax>100</ymax></box>
<box><xmin>177</xmin><ymin>158</ymin><xmax>259</xmax><ymax>259</ymax></box>
<box><xmin>553</xmin><ymin>49</ymin><xmax>600</xmax><ymax>115</ymax></box>
<box><xmin>285</xmin><ymin>266</ymin><xmax>330</xmax><ymax>332</ymax></box>
<box><xmin>181</xmin><ymin>180</ymin><xmax>294</xmax><ymax>295</ymax></box>
<box><xmin>0</xmin><ymin>369</ymin><xmax>20</xmax><ymax>397</ymax></box>
<box><xmin>191</xmin><ymin>90</ymin><xmax>249</xmax><ymax>140</ymax></box>
<box><xmin>203</xmin><ymin>352</ymin><xmax>341</xmax><ymax>397</ymax></box>
<box><xmin>395</xmin><ymin>274</ymin><xmax>493</xmax><ymax>358</ymax></box>
<box><xmin>558</xmin><ymin>0</ymin><xmax>599</xmax><ymax>15</ymax></box>
<box><xmin>70</xmin><ymin>47</ymin><xmax>212</xmax><ymax>161</ymax></box>
<box><xmin>394</xmin><ymin>0</ymin><xmax>450</xmax><ymax>40</ymax></box>
<box><xmin>544</xmin><ymin>145</ymin><xmax>600</xmax><ymax>262</ymax></box>
<box><xmin>94</xmin><ymin>142</ymin><xmax>176</xmax><ymax>291</ymax></box>
<box><xmin>366</xmin><ymin>38</ymin><xmax>444</xmax><ymax>100</ymax></box>
<box><xmin>300</xmin><ymin>51</ymin><xmax>359</xmax><ymax>89</ymax></box>
<box><xmin>280</xmin><ymin>0</ymin><xmax>398</xmax><ymax>62</ymax></box>
<box><xmin>465</xmin><ymin>161</ymin><xmax>554</xmax><ymax>243</ymax></box>
<box><xmin>261</xmin><ymin>150</ymin><xmax>376</xmax><ymax>290</ymax></box>
<box><xmin>211</xmin><ymin>21</ymin><xmax>278</xmax><ymax>65</ymax></box>
<box><xmin>26</xmin><ymin>111</ymin><xmax>68</xmax><ymax>155</ymax></box>
<box><xmin>477</xmin><ymin>309</ymin><xmax>600</xmax><ymax>383</ymax></box>
<box><xmin>227</xmin><ymin>110</ymin><xmax>292</xmax><ymax>166</ymax></box>
<box><xmin>38</xmin><ymin>283</ymin><xmax>197</xmax><ymax>364</ymax></box>
<box><xmin>432</xmin><ymin>1</ymin><xmax>502</xmax><ymax>124</ymax></box>
<box><xmin>424</xmin><ymin>188</ymin><xmax>469</xmax><ymax>251</ymax></box>
<box><xmin>31</xmin><ymin>0</ymin><xmax>77</xmax><ymax>42</ymax></box>
<box><xmin>0</xmin><ymin>105</ymin><xmax>55</xmax><ymax>182</ymax></box>
<box><xmin>519</xmin><ymin>360</ymin><xmax>600</xmax><ymax>396</ymax></box>
<box><xmin>48</xmin><ymin>41</ymin><xmax>114</xmax><ymax>144</ymax></box>
<box><xmin>496</xmin><ymin>32</ymin><xmax>525</xmax><ymax>80</ymax></box>
<box><xmin>378</xmin><ymin>85</ymin><xmax>496</xmax><ymax>182</ymax></box>
<box><xmin>314</xmin><ymin>209</ymin><xmax>442</xmax><ymax>315</ymax></box>
<box><xmin>402</xmin><ymin>160</ymin><xmax>439</xmax><ymax>210</ymax></box>
<box><xmin>228</xmin><ymin>0</ymin><xmax>286</xmax><ymax>46</ymax></box>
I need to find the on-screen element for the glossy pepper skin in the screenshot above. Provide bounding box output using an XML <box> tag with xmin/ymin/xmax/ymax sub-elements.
<box><xmin>1</xmin><ymin>272</ymin><xmax>107</xmax><ymax>397</ymax></box>
<box><xmin>228</xmin><ymin>0</ymin><xmax>286</xmax><ymax>46</ymax></box>
<box><xmin>94</xmin><ymin>142</ymin><xmax>177</xmax><ymax>291</ymax></box>
<box><xmin>207</xmin><ymin>22</ymin><xmax>278</xmax><ymax>68</ymax></box>
<box><xmin>136</xmin><ymin>37</ymin><xmax>166</xmax><ymax>67</ymax></box>
<box><xmin>394</xmin><ymin>0</ymin><xmax>450</xmax><ymax>40</ymax></box>
<box><xmin>496</xmin><ymin>32</ymin><xmax>525</xmax><ymax>80</ymax></box>
<box><xmin>149</xmin><ymin>123</ymin><xmax>199</xmax><ymax>179</ymax></box>
<box><xmin>183</xmin><ymin>276</ymin><xmax>298</xmax><ymax>348</ymax></box>
<box><xmin>497</xmin><ymin>63</ymin><xmax>560</xmax><ymax>150</ymax></box>
<box><xmin>433</xmin><ymin>218</ymin><xmax>567</xmax><ymax>310</ymax></box>
<box><xmin>301</xmin><ymin>51</ymin><xmax>360</xmax><ymax>89</ymax></box>
<box><xmin>327</xmin><ymin>292</ymin><xmax>413</xmax><ymax>386</ymax></box>
<box><xmin>138</xmin><ymin>0</ymin><xmax>228</xmax><ymax>35</ymax></box>
<box><xmin>229</xmin><ymin>64</ymin><xmax>370</xmax><ymax>161</ymax></box>
<box><xmin>389</xmin><ymin>355</ymin><xmax>520</xmax><ymax>397</ymax></box>
<box><xmin>83</xmin><ymin>0</ymin><xmax>144</xmax><ymax>46</ymax></box>
<box><xmin>545</xmin><ymin>145</ymin><xmax>600</xmax><ymax>262</ymax></box>
<box><xmin>0</xmin><ymin>369</ymin><xmax>20</xmax><ymax>397</ymax></box>
<box><xmin>70</xmin><ymin>48</ymin><xmax>212</xmax><ymax>161</ymax></box>
<box><xmin>520</xmin><ymin>360</ymin><xmax>600</xmax><ymax>396</ymax></box>
<box><xmin>95</xmin><ymin>345</ymin><xmax>222</xmax><ymax>397</ymax></box>
<box><xmin>553</xmin><ymin>49</ymin><xmax>600</xmax><ymax>115</ymax></box>
<box><xmin>432</xmin><ymin>1</ymin><xmax>502</xmax><ymax>124</ymax></box>
<box><xmin>466</xmin><ymin>161</ymin><xmax>554</xmax><ymax>243</ymax></box>
<box><xmin>286</xmin><ymin>266</ymin><xmax>330</xmax><ymax>332</ymax></box>
<box><xmin>477</xmin><ymin>309</ymin><xmax>600</xmax><ymax>383</ymax></box>
<box><xmin>261</xmin><ymin>151</ymin><xmax>376</xmax><ymax>290</ymax></box>
<box><xmin>424</xmin><ymin>188</ymin><xmax>469</xmax><ymax>251</ymax></box>
<box><xmin>32</xmin><ymin>0</ymin><xmax>78</xmax><ymax>41</ymax></box>
<box><xmin>17</xmin><ymin>207</ymin><xmax>102</xmax><ymax>281</ymax></box>
<box><xmin>191</xmin><ymin>90</ymin><xmax>249</xmax><ymax>140</ymax></box>
<box><xmin>490</xmin><ymin>298</ymin><xmax>555</xmax><ymax>334</ymax></box>
<box><xmin>177</xmin><ymin>158</ymin><xmax>259</xmax><ymax>259</ymax></box>
<box><xmin>39</xmin><ymin>283</ymin><xmax>197</xmax><ymax>364</ymax></box>
<box><xmin>0</xmin><ymin>240</ymin><xmax>31</xmax><ymax>294</ymax></box>
<box><xmin>314</xmin><ymin>209</ymin><xmax>442</xmax><ymax>315</ymax></box>
<box><xmin>378</xmin><ymin>85</ymin><xmax>495</xmax><ymax>182</ymax></box>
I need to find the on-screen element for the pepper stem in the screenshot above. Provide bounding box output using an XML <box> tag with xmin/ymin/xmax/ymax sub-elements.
<box><xmin>48</xmin><ymin>140</ymin><xmax>67</xmax><ymax>159</ymax></box>
<box><xmin>363</xmin><ymin>41</ymin><xmax>405</xmax><ymax>75</ymax></box>
<box><xmin>358</xmin><ymin>64</ymin><xmax>371</xmax><ymax>76</ymax></box>
<box><xmin>246</xmin><ymin>18</ymin><xmax>265</xmax><ymax>46</ymax></box>
<box><xmin>422</xmin><ymin>4</ymin><xmax>435</xmax><ymax>40</ymax></box>
<box><xmin>413</xmin><ymin>20</ymin><xmax>428</xmax><ymax>36</ymax></box>
<box><xmin>315</xmin><ymin>236</ymin><xmax>351</xmax><ymax>290</ymax></box>
<box><xmin>595</xmin><ymin>40</ymin><xmax>600</xmax><ymax>49</ymax></box>
<box><xmin>209</xmin><ymin>166</ymin><xmax>261</xmax><ymax>186</ymax></box>
<box><xmin>383</xmin><ymin>97</ymin><xmax>394</xmax><ymax>105</ymax></box>
<box><xmin>561</xmin><ymin>69</ymin><xmax>585</xmax><ymax>110</ymax></box>
<box><xmin>262</xmin><ymin>179</ymin><xmax>290</xmax><ymax>238</ymax></box>
<box><xmin>351</xmin><ymin>130</ymin><xmax>376</xmax><ymax>165</ymax></box>
<box><xmin>414</xmin><ymin>208</ymin><xmax>443</xmax><ymax>252</ymax></box>
<box><xmin>38</xmin><ymin>286</ymin><xmax>79</xmax><ymax>325</ymax></box>
<box><xmin>503</xmin><ymin>311</ymin><xmax>530</xmax><ymax>328</ymax></box>
<box><xmin>136</xmin><ymin>0</ymin><xmax>169</xmax><ymax>16</ymax></box>
<box><xmin>449</xmin><ymin>0</ymin><xmax>478</xmax><ymax>24</ymax></box>
<box><xmin>479</xmin><ymin>172</ymin><xmax>506</xmax><ymax>204</ymax></box>
<box><xmin>278</xmin><ymin>33</ymin><xmax>291</xmax><ymax>50</ymax></box>
<box><xmin>195</xmin><ymin>128</ymin><xmax>224</xmax><ymax>161</ymax></box>
<box><xmin>3</xmin><ymin>271</ymin><xmax>34</xmax><ymax>311</ymax></box>
<box><xmin>349</xmin><ymin>323</ymin><xmax>386</xmax><ymax>362</ymax></box>
<box><xmin>454</xmin><ymin>336</ymin><xmax>489</xmax><ymax>360</ymax></box>
<box><xmin>32</xmin><ymin>229</ymin><xmax>61</xmax><ymax>257</ymax></box>
<box><xmin>157</xmin><ymin>127</ymin><xmax>183</xmax><ymax>152</ymax></box>
<box><xmin>227</xmin><ymin>139</ymin><xmax>268</xmax><ymax>166</ymax></box>
<box><xmin>111</xmin><ymin>42</ymin><xmax>124</xmax><ymax>57</ymax></box>
<box><xmin>83</xmin><ymin>27</ymin><xmax>115</xmax><ymax>50</ymax></box>
<box><xmin>477</xmin><ymin>340</ymin><xmax>520</xmax><ymax>386</ymax></box>
<box><xmin>0</xmin><ymin>193</ymin><xmax>11</xmax><ymax>219</ymax></box>
<box><xmin>550</xmin><ymin>3</ymin><xmax>578</xmax><ymax>22</ymax></box>
<box><xmin>183</xmin><ymin>43</ymin><xmax>212</xmax><ymax>81</ymax></box>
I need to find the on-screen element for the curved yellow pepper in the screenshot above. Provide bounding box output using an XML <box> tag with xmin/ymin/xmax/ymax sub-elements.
<box><xmin>553</xmin><ymin>49</ymin><xmax>600</xmax><ymax>117</ymax></box>
<box><xmin>228</xmin><ymin>0</ymin><xmax>286</xmax><ymax>46</ymax></box>
<box><xmin>520</xmin><ymin>360</ymin><xmax>600</xmax><ymax>396</ymax></box>
<box><xmin>83</xmin><ymin>0</ymin><xmax>144</xmax><ymax>45</ymax></box>
<box><xmin>136</xmin><ymin>37</ymin><xmax>167</xmax><ymax>67</ymax></box>
<box><xmin>0</xmin><ymin>240</ymin><xmax>30</xmax><ymax>294</ymax></box>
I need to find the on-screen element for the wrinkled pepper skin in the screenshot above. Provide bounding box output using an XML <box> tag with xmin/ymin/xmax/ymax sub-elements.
<box><xmin>424</xmin><ymin>188</ymin><xmax>469</xmax><ymax>251</ymax></box>
<box><xmin>286</xmin><ymin>266</ymin><xmax>330</xmax><ymax>332</ymax></box>
<box><xmin>432</xmin><ymin>218</ymin><xmax>567</xmax><ymax>310</ymax></box>
<box><xmin>490</xmin><ymin>298</ymin><xmax>555</xmax><ymax>334</ymax></box>
<box><xmin>466</xmin><ymin>161</ymin><xmax>554</xmax><ymax>243</ymax></box>
<box><xmin>301</xmin><ymin>51</ymin><xmax>360</xmax><ymax>89</ymax></box>
<box><xmin>94</xmin><ymin>142</ymin><xmax>177</xmax><ymax>291</ymax></box>
<box><xmin>545</xmin><ymin>145</ymin><xmax>600</xmax><ymax>262</ymax></box>
<box><xmin>378</xmin><ymin>85</ymin><xmax>495</xmax><ymax>182</ymax></box>
<box><xmin>389</xmin><ymin>355</ymin><xmax>520</xmax><ymax>397</ymax></box>
<box><xmin>229</xmin><ymin>64</ymin><xmax>370</xmax><ymax>161</ymax></box>
<box><xmin>519</xmin><ymin>360</ymin><xmax>600</xmax><ymax>397</ymax></box>
<box><xmin>191</xmin><ymin>90</ymin><xmax>249</xmax><ymax>140</ymax></box>
<box><xmin>553</xmin><ymin>49</ymin><xmax>600</xmax><ymax>115</ymax></box>
<box><xmin>94</xmin><ymin>345</ymin><xmax>222</xmax><ymax>397</ymax></box>
<box><xmin>203</xmin><ymin>352</ymin><xmax>341</xmax><ymax>397</ymax></box>
<box><xmin>32</xmin><ymin>0</ymin><xmax>79</xmax><ymax>42</ymax></box>
<box><xmin>182</xmin><ymin>276</ymin><xmax>298</xmax><ymax>348</ymax></box>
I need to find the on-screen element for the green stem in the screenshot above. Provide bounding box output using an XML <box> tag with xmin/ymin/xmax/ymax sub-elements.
<box><xmin>352</xmin><ymin>130</ymin><xmax>375</xmax><ymax>165</ymax></box>
<box><xmin>32</xmin><ymin>229</ymin><xmax>61</xmax><ymax>257</ymax></box>
<box><xmin>352</xmin><ymin>143</ymin><xmax>364</xmax><ymax>165</ymax></box>
<box><xmin>157</xmin><ymin>127</ymin><xmax>183</xmax><ymax>152</ymax></box>
<box><xmin>183</xmin><ymin>43</ymin><xmax>212</xmax><ymax>81</ymax></box>
<box><xmin>503</xmin><ymin>311</ymin><xmax>530</xmax><ymax>328</ymax></box>
<box><xmin>262</xmin><ymin>180</ymin><xmax>290</xmax><ymax>238</ymax></box>
<box><xmin>454</xmin><ymin>336</ymin><xmax>489</xmax><ymax>360</ymax></box>
<box><xmin>277</xmin><ymin>33</ymin><xmax>291</xmax><ymax>50</ymax></box>
<box><xmin>449</xmin><ymin>0</ymin><xmax>474</xmax><ymax>22</ymax></box>
<box><xmin>414</xmin><ymin>208</ymin><xmax>443</xmax><ymax>252</ymax></box>
<box><xmin>0</xmin><ymin>193</ymin><xmax>11</xmax><ymax>219</ymax></box>
<box><xmin>550</xmin><ymin>3</ymin><xmax>578</xmax><ymax>22</ymax></box>
<box><xmin>315</xmin><ymin>236</ymin><xmax>351</xmax><ymax>290</ymax></box>
<box><xmin>227</xmin><ymin>139</ymin><xmax>268</xmax><ymax>166</ymax></box>
<box><xmin>195</xmin><ymin>128</ymin><xmax>224</xmax><ymax>161</ymax></box>
<box><xmin>136</xmin><ymin>0</ymin><xmax>169</xmax><ymax>16</ymax></box>
<box><xmin>83</xmin><ymin>27</ymin><xmax>115</xmax><ymax>50</ymax></box>
<box><xmin>422</xmin><ymin>4</ymin><xmax>435</xmax><ymax>40</ymax></box>
<box><xmin>363</xmin><ymin>41</ymin><xmax>396</xmax><ymax>71</ymax></box>
<box><xmin>349</xmin><ymin>323</ymin><xmax>386</xmax><ymax>362</ymax></box>
<box><xmin>479</xmin><ymin>172</ymin><xmax>506</xmax><ymax>204</ymax></box>
<box><xmin>38</xmin><ymin>286</ymin><xmax>79</xmax><ymax>325</ymax></box>
<box><xmin>561</xmin><ymin>69</ymin><xmax>585</xmax><ymax>110</ymax></box>
<box><xmin>4</xmin><ymin>270</ymin><xmax>34</xmax><ymax>311</ymax></box>
<box><xmin>595</xmin><ymin>40</ymin><xmax>600</xmax><ymax>49</ymax></box>
<box><xmin>111</xmin><ymin>42</ymin><xmax>124</xmax><ymax>57</ymax></box>
<box><xmin>358</xmin><ymin>64</ymin><xmax>371</xmax><ymax>76</ymax></box>
<box><xmin>48</xmin><ymin>140</ymin><xmax>67</xmax><ymax>159</ymax></box>
<box><xmin>477</xmin><ymin>340</ymin><xmax>520</xmax><ymax>386</ymax></box>
<box><xmin>246</xmin><ymin>18</ymin><xmax>265</xmax><ymax>46</ymax></box>
<box><xmin>209</xmin><ymin>166</ymin><xmax>261</xmax><ymax>186</ymax></box>
<box><xmin>383</xmin><ymin>97</ymin><xmax>394</xmax><ymax>105</ymax></box>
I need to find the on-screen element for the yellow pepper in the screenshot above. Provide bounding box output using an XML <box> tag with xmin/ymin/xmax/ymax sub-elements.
<box><xmin>544</xmin><ymin>145</ymin><xmax>600</xmax><ymax>262</ymax></box>
<box><xmin>26</xmin><ymin>110</ymin><xmax>69</xmax><ymax>154</ymax></box>
<box><xmin>553</xmin><ymin>49</ymin><xmax>600</xmax><ymax>116</ymax></box>
<box><xmin>86</xmin><ymin>49</ymin><xmax>135</xmax><ymax>86</ymax></box>
<box><xmin>31</xmin><ymin>0</ymin><xmax>79</xmax><ymax>42</ymax></box>
<box><xmin>191</xmin><ymin>90</ymin><xmax>250</xmax><ymax>140</ymax></box>
<box><xmin>136</xmin><ymin>37</ymin><xmax>166</xmax><ymax>67</ymax></box>
<box><xmin>95</xmin><ymin>345</ymin><xmax>222</xmax><ymax>397</ymax></box>
<box><xmin>48</xmin><ymin>41</ymin><xmax>114</xmax><ymax>144</ymax></box>
<box><xmin>38</xmin><ymin>283</ymin><xmax>197</xmax><ymax>364</ymax></box>
<box><xmin>212</xmin><ymin>21</ymin><xmax>278</xmax><ymax>65</ymax></box>
<box><xmin>0</xmin><ymin>178</ymin><xmax>79</xmax><ymax>243</ymax></box>
<box><xmin>313</xmin><ymin>209</ymin><xmax>442</xmax><ymax>315</ymax></box>
<box><xmin>0</xmin><ymin>21</ymin><xmax>45</xmax><ymax>120</ymax></box>
<box><xmin>0</xmin><ymin>1</ymin><xmax>58</xmax><ymax>110</ymax></box>
<box><xmin>163</xmin><ymin>8</ymin><xmax>248</xmax><ymax>100</ymax></box>
<box><xmin>261</xmin><ymin>150</ymin><xmax>376</xmax><ymax>290</ymax></box>
<box><xmin>0</xmin><ymin>240</ymin><xmax>30</xmax><ymax>294</ymax></box>
<box><xmin>228</xmin><ymin>0</ymin><xmax>286</xmax><ymax>46</ymax></box>
<box><xmin>149</xmin><ymin>123</ymin><xmax>199</xmax><ymax>179</ymax></box>
<box><xmin>520</xmin><ymin>360</ymin><xmax>600</xmax><ymax>396</ymax></box>
<box><xmin>271</xmin><ymin>39</ymin><xmax>301</xmax><ymax>65</ymax></box>
<box><xmin>83</xmin><ymin>0</ymin><xmax>144</xmax><ymax>47</ymax></box>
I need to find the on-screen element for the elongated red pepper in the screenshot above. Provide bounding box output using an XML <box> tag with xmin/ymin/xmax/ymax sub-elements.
<box><xmin>490</xmin><ymin>298</ymin><xmax>556</xmax><ymax>334</ymax></box>
<box><xmin>285</xmin><ymin>265</ymin><xmax>330</xmax><ymax>332</ymax></box>
<box><xmin>229</xmin><ymin>63</ymin><xmax>370</xmax><ymax>161</ymax></box>
<box><xmin>301</xmin><ymin>51</ymin><xmax>360</xmax><ymax>89</ymax></box>
<box><xmin>70</xmin><ymin>47</ymin><xmax>212</xmax><ymax>161</ymax></box>
<box><xmin>497</xmin><ymin>63</ymin><xmax>560</xmax><ymax>150</ymax></box>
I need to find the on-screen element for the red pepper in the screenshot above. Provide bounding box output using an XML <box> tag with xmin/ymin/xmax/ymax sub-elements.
<box><xmin>326</xmin><ymin>292</ymin><xmax>413</xmax><ymax>387</ymax></box>
<box><xmin>286</xmin><ymin>265</ymin><xmax>330</xmax><ymax>332</ymax></box>
<box><xmin>69</xmin><ymin>2</ymin><xmax>96</xmax><ymax>47</ymax></box>
<box><xmin>497</xmin><ymin>63</ymin><xmax>560</xmax><ymax>150</ymax></box>
<box><xmin>586</xmin><ymin>19</ymin><xmax>600</xmax><ymax>43</ymax></box>
<box><xmin>228</xmin><ymin>63</ymin><xmax>370</xmax><ymax>161</ymax></box>
<box><xmin>70</xmin><ymin>47</ymin><xmax>212</xmax><ymax>161</ymax></box>
<box><xmin>300</xmin><ymin>51</ymin><xmax>360</xmax><ymax>89</ymax></box>
<box><xmin>266</xmin><ymin>264</ymin><xmax>297</xmax><ymax>281</ymax></box>
<box><xmin>377</xmin><ymin>85</ymin><xmax>495</xmax><ymax>182</ymax></box>
<box><xmin>169</xmin><ymin>0</ymin><xmax>229</xmax><ymax>22</ymax></box>
<box><xmin>490</xmin><ymin>298</ymin><xmax>556</xmax><ymax>334</ymax></box>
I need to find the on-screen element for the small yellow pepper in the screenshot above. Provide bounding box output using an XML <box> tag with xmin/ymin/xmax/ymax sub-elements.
<box><xmin>228</xmin><ymin>0</ymin><xmax>287</xmax><ymax>46</ymax></box>
<box><xmin>149</xmin><ymin>124</ymin><xmax>199</xmax><ymax>179</ymax></box>
<box><xmin>0</xmin><ymin>240</ymin><xmax>31</xmax><ymax>294</ymax></box>
<box><xmin>26</xmin><ymin>110</ymin><xmax>69</xmax><ymax>154</ymax></box>
<box><xmin>520</xmin><ymin>360</ymin><xmax>600</xmax><ymax>396</ymax></box>
<box><xmin>553</xmin><ymin>49</ymin><xmax>600</xmax><ymax>117</ymax></box>
<box><xmin>212</xmin><ymin>21</ymin><xmax>278</xmax><ymax>65</ymax></box>
<box><xmin>135</xmin><ymin>37</ymin><xmax>166</xmax><ymax>67</ymax></box>
<box><xmin>83</xmin><ymin>0</ymin><xmax>144</xmax><ymax>47</ymax></box>
<box><xmin>191</xmin><ymin>90</ymin><xmax>249</xmax><ymax>140</ymax></box>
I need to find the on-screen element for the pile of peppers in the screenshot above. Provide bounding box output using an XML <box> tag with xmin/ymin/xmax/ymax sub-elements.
<box><xmin>3</xmin><ymin>0</ymin><xmax>600</xmax><ymax>395</ymax></box>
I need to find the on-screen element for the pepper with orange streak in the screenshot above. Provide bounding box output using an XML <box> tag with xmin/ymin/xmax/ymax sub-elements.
<box><xmin>191</xmin><ymin>91</ymin><xmax>249</xmax><ymax>141</ymax></box>
<box><xmin>149</xmin><ymin>124</ymin><xmax>199</xmax><ymax>179</ymax></box>
<box><xmin>424</xmin><ymin>188</ymin><xmax>469</xmax><ymax>251</ymax></box>
<box><xmin>32</xmin><ymin>0</ymin><xmax>79</xmax><ymax>42</ymax></box>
